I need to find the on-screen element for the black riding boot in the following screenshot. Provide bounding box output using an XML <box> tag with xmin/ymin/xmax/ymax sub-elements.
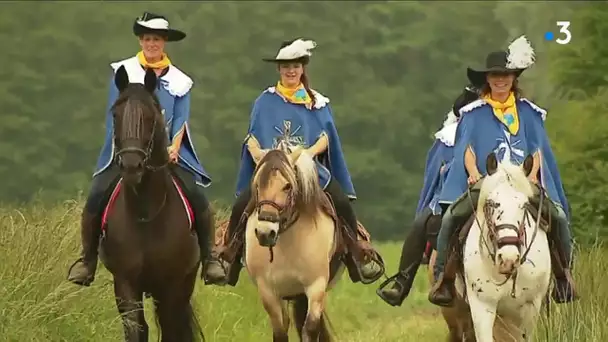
<box><xmin>325</xmin><ymin>179</ymin><xmax>384</xmax><ymax>283</ymax></box>
<box><xmin>529</xmin><ymin>188</ymin><xmax>578</xmax><ymax>303</ymax></box>
<box><xmin>203</xmin><ymin>186</ymin><xmax>251</xmax><ymax>285</ymax></box>
<box><xmin>169</xmin><ymin>167</ymin><xmax>222</xmax><ymax>282</ymax></box>
<box><xmin>67</xmin><ymin>167</ymin><xmax>120</xmax><ymax>286</ymax></box>
<box><xmin>429</xmin><ymin>192</ymin><xmax>477</xmax><ymax>307</ymax></box>
<box><xmin>549</xmin><ymin>205</ymin><xmax>578</xmax><ymax>303</ymax></box>
<box><xmin>377</xmin><ymin>207</ymin><xmax>432</xmax><ymax>306</ymax></box>
<box><xmin>190</xmin><ymin>187</ymin><xmax>220</xmax><ymax>281</ymax></box>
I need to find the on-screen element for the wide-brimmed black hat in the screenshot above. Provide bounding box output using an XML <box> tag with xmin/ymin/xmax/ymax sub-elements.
<box><xmin>467</xmin><ymin>35</ymin><xmax>535</xmax><ymax>87</ymax></box>
<box><xmin>133</xmin><ymin>12</ymin><xmax>186</xmax><ymax>42</ymax></box>
<box><xmin>262</xmin><ymin>38</ymin><xmax>317</xmax><ymax>64</ymax></box>
<box><xmin>452</xmin><ymin>84</ymin><xmax>480</xmax><ymax>117</ymax></box>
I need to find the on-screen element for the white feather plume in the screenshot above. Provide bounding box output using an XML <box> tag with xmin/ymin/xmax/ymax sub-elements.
<box><xmin>275</xmin><ymin>39</ymin><xmax>317</xmax><ymax>60</ymax></box>
<box><xmin>506</xmin><ymin>35</ymin><xmax>535</xmax><ymax>69</ymax></box>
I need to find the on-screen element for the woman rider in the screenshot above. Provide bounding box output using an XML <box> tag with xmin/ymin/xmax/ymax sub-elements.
<box><xmin>429</xmin><ymin>36</ymin><xmax>577</xmax><ymax>307</ymax></box>
<box><xmin>203</xmin><ymin>38</ymin><xmax>385</xmax><ymax>286</ymax></box>
<box><xmin>66</xmin><ymin>12</ymin><xmax>222</xmax><ymax>286</ymax></box>
<box><xmin>377</xmin><ymin>84</ymin><xmax>480</xmax><ymax>306</ymax></box>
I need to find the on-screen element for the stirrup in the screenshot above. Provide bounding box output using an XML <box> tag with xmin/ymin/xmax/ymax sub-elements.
<box><xmin>202</xmin><ymin>257</ymin><xmax>230</xmax><ymax>286</ymax></box>
<box><xmin>358</xmin><ymin>257</ymin><xmax>385</xmax><ymax>284</ymax></box>
<box><xmin>66</xmin><ymin>258</ymin><xmax>95</xmax><ymax>287</ymax></box>
<box><xmin>376</xmin><ymin>270</ymin><xmax>407</xmax><ymax>292</ymax></box>
<box><xmin>376</xmin><ymin>271</ymin><xmax>408</xmax><ymax>305</ymax></box>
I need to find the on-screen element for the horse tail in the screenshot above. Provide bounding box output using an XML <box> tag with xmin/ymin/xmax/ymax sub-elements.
<box><xmin>153</xmin><ymin>298</ymin><xmax>205</xmax><ymax>342</ymax></box>
<box><xmin>292</xmin><ymin>294</ymin><xmax>334</xmax><ymax>342</ymax></box>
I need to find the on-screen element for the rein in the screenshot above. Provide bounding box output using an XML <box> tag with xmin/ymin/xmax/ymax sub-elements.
<box><xmin>113</xmin><ymin>103</ymin><xmax>170</xmax><ymax>222</ymax></box>
<box><xmin>114</xmin><ymin>108</ymin><xmax>169</xmax><ymax>173</ymax></box>
<box><xmin>467</xmin><ymin>180</ymin><xmax>545</xmax><ymax>297</ymax></box>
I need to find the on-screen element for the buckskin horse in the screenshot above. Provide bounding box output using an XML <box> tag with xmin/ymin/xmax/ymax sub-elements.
<box><xmin>243</xmin><ymin>145</ymin><xmax>347</xmax><ymax>342</ymax></box>
<box><xmin>100</xmin><ymin>66</ymin><xmax>205</xmax><ymax>342</ymax></box>
<box><xmin>428</xmin><ymin>153</ymin><xmax>551</xmax><ymax>342</ymax></box>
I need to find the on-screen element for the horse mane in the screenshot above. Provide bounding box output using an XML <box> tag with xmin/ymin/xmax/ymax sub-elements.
<box><xmin>478</xmin><ymin>159</ymin><xmax>534</xmax><ymax>214</ymax></box>
<box><xmin>293</xmin><ymin>149</ymin><xmax>325</xmax><ymax>211</ymax></box>
<box><xmin>253</xmin><ymin>149</ymin><xmax>325</xmax><ymax>216</ymax></box>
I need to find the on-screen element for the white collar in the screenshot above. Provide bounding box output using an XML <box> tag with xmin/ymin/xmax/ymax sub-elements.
<box><xmin>110</xmin><ymin>56</ymin><xmax>193</xmax><ymax>97</ymax></box>
<box><xmin>459</xmin><ymin>98</ymin><xmax>547</xmax><ymax>121</ymax></box>
<box><xmin>434</xmin><ymin>110</ymin><xmax>459</xmax><ymax>146</ymax></box>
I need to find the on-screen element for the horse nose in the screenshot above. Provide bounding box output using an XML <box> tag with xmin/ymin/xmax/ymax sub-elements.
<box><xmin>118</xmin><ymin>154</ymin><xmax>144</xmax><ymax>170</ymax></box>
<box><xmin>254</xmin><ymin>228</ymin><xmax>278</xmax><ymax>247</ymax></box>
<box><xmin>497</xmin><ymin>252</ymin><xmax>520</xmax><ymax>275</ymax></box>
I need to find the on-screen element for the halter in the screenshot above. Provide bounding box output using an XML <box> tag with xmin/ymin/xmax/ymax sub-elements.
<box><xmin>112</xmin><ymin>100</ymin><xmax>170</xmax><ymax>223</ymax></box>
<box><xmin>254</xmin><ymin>167</ymin><xmax>302</xmax><ymax>262</ymax></box>
<box><xmin>467</xmin><ymin>181</ymin><xmax>545</xmax><ymax>297</ymax></box>
<box><xmin>113</xmin><ymin>104</ymin><xmax>167</xmax><ymax>172</ymax></box>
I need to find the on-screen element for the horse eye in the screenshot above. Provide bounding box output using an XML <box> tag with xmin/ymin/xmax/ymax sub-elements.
<box><xmin>283</xmin><ymin>183</ymin><xmax>292</xmax><ymax>191</ymax></box>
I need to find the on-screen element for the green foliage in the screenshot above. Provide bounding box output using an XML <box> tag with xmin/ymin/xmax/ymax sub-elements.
<box><xmin>0</xmin><ymin>2</ymin><xmax>601</xmax><ymax>241</ymax></box>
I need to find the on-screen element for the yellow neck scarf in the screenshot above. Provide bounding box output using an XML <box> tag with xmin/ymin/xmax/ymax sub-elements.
<box><xmin>484</xmin><ymin>92</ymin><xmax>519</xmax><ymax>135</ymax></box>
<box><xmin>136</xmin><ymin>51</ymin><xmax>172</xmax><ymax>70</ymax></box>
<box><xmin>275</xmin><ymin>81</ymin><xmax>312</xmax><ymax>106</ymax></box>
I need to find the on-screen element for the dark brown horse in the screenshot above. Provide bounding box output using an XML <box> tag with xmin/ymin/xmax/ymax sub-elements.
<box><xmin>100</xmin><ymin>65</ymin><xmax>204</xmax><ymax>342</ymax></box>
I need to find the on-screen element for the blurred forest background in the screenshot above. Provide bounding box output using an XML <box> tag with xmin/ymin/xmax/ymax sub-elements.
<box><xmin>1</xmin><ymin>1</ymin><xmax>606</xmax><ymax>243</ymax></box>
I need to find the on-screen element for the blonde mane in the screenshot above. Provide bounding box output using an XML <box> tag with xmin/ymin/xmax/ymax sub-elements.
<box><xmin>478</xmin><ymin>160</ymin><xmax>534</xmax><ymax>214</ymax></box>
<box><xmin>252</xmin><ymin>148</ymin><xmax>325</xmax><ymax>215</ymax></box>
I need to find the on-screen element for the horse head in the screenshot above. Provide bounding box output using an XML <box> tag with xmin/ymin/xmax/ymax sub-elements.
<box><xmin>111</xmin><ymin>65</ymin><xmax>168</xmax><ymax>185</ymax></box>
<box><xmin>251</xmin><ymin>146</ymin><xmax>323</xmax><ymax>247</ymax></box>
<box><xmin>478</xmin><ymin>152</ymin><xmax>535</xmax><ymax>275</ymax></box>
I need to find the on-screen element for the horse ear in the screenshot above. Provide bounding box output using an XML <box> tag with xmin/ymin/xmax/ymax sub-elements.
<box><xmin>523</xmin><ymin>154</ymin><xmax>534</xmax><ymax>176</ymax></box>
<box><xmin>486</xmin><ymin>152</ymin><xmax>498</xmax><ymax>176</ymax></box>
<box><xmin>114</xmin><ymin>65</ymin><xmax>129</xmax><ymax>92</ymax></box>
<box><xmin>143</xmin><ymin>68</ymin><xmax>157</xmax><ymax>94</ymax></box>
<box><xmin>288</xmin><ymin>146</ymin><xmax>305</xmax><ymax>164</ymax></box>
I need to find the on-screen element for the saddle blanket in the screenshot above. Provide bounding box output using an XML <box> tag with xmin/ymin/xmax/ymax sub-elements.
<box><xmin>101</xmin><ymin>176</ymin><xmax>195</xmax><ymax>232</ymax></box>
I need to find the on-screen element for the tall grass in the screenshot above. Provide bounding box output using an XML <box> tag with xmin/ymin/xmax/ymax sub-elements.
<box><xmin>0</xmin><ymin>201</ymin><xmax>605</xmax><ymax>341</ymax></box>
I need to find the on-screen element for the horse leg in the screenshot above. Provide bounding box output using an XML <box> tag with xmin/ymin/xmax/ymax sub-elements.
<box><xmin>154</xmin><ymin>269</ymin><xmax>203</xmax><ymax>342</ymax></box>
<box><xmin>467</xmin><ymin>292</ymin><xmax>496</xmax><ymax>342</ymax></box>
<box><xmin>301</xmin><ymin>278</ymin><xmax>329</xmax><ymax>342</ymax></box>
<box><xmin>114</xmin><ymin>277</ymin><xmax>147</xmax><ymax>342</ymax></box>
<box><xmin>257</xmin><ymin>281</ymin><xmax>289</xmax><ymax>342</ymax></box>
<box><xmin>518</xmin><ymin>296</ymin><xmax>544</xmax><ymax>341</ymax></box>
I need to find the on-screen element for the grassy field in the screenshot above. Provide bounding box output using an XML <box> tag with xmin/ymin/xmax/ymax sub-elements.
<box><xmin>0</xmin><ymin>200</ymin><xmax>607</xmax><ymax>342</ymax></box>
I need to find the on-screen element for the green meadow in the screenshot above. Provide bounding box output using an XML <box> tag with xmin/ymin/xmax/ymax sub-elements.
<box><xmin>0</xmin><ymin>201</ymin><xmax>605</xmax><ymax>341</ymax></box>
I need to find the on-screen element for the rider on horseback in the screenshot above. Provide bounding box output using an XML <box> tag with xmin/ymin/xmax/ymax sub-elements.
<box><xmin>66</xmin><ymin>12</ymin><xmax>222</xmax><ymax>286</ymax></box>
<box><xmin>377</xmin><ymin>85</ymin><xmax>480</xmax><ymax>306</ymax></box>
<box><xmin>429</xmin><ymin>36</ymin><xmax>577</xmax><ymax>307</ymax></box>
<box><xmin>203</xmin><ymin>38</ymin><xmax>385</xmax><ymax>286</ymax></box>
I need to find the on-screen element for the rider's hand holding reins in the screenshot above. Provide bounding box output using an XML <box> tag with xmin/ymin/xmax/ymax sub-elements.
<box><xmin>167</xmin><ymin>146</ymin><xmax>179</xmax><ymax>163</ymax></box>
<box><xmin>467</xmin><ymin>171</ymin><xmax>482</xmax><ymax>185</ymax></box>
<box><xmin>528</xmin><ymin>151</ymin><xmax>541</xmax><ymax>184</ymax></box>
<box><xmin>464</xmin><ymin>145</ymin><xmax>481</xmax><ymax>185</ymax></box>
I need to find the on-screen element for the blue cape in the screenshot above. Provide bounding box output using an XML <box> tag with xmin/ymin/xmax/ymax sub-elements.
<box><xmin>416</xmin><ymin>140</ymin><xmax>454</xmax><ymax>215</ymax></box>
<box><xmin>235</xmin><ymin>89</ymin><xmax>356</xmax><ymax>198</ymax></box>
<box><xmin>94</xmin><ymin>60</ymin><xmax>212</xmax><ymax>187</ymax></box>
<box><xmin>438</xmin><ymin>99</ymin><xmax>569</xmax><ymax>220</ymax></box>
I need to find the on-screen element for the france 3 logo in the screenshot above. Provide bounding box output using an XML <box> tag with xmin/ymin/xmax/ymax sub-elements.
<box><xmin>544</xmin><ymin>21</ymin><xmax>571</xmax><ymax>45</ymax></box>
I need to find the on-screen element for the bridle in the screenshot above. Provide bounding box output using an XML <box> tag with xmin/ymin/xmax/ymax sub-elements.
<box><xmin>467</xmin><ymin>182</ymin><xmax>545</xmax><ymax>296</ymax></box>
<box><xmin>253</xmin><ymin>161</ymin><xmax>302</xmax><ymax>262</ymax></box>
<box><xmin>254</xmin><ymin>182</ymin><xmax>300</xmax><ymax>236</ymax></box>
<box><xmin>113</xmin><ymin>103</ymin><xmax>167</xmax><ymax>172</ymax></box>
<box><xmin>112</xmin><ymin>99</ymin><xmax>169</xmax><ymax>223</ymax></box>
